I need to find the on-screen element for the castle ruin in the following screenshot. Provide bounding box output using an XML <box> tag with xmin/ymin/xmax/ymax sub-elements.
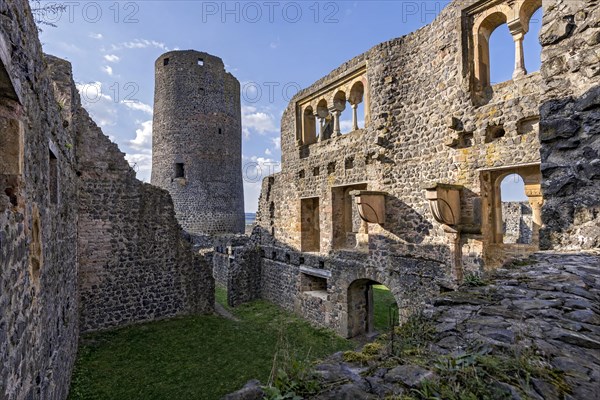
<box><xmin>1</xmin><ymin>2</ymin><xmax>214</xmax><ymax>397</ymax></box>
<box><xmin>0</xmin><ymin>0</ymin><xmax>599</xmax><ymax>398</ymax></box>
<box><xmin>214</xmin><ymin>0</ymin><xmax>600</xmax><ymax>339</ymax></box>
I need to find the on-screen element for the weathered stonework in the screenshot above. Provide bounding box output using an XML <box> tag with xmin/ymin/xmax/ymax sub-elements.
<box><xmin>74</xmin><ymin>85</ymin><xmax>215</xmax><ymax>332</ymax></box>
<box><xmin>502</xmin><ymin>202</ymin><xmax>533</xmax><ymax>244</ymax></box>
<box><xmin>0</xmin><ymin>2</ymin><xmax>78</xmax><ymax>398</ymax></box>
<box><xmin>213</xmin><ymin>234</ymin><xmax>262</xmax><ymax>307</ymax></box>
<box><xmin>1</xmin><ymin>1</ymin><xmax>216</xmax><ymax>398</ymax></box>
<box><xmin>151</xmin><ymin>50</ymin><xmax>245</xmax><ymax>241</ymax></box>
<box><xmin>538</xmin><ymin>0</ymin><xmax>600</xmax><ymax>250</ymax></box>
<box><xmin>216</xmin><ymin>0</ymin><xmax>599</xmax><ymax>339</ymax></box>
<box><xmin>228</xmin><ymin>252</ymin><xmax>600</xmax><ymax>399</ymax></box>
<box><xmin>1</xmin><ymin>0</ymin><xmax>598</xmax><ymax>397</ymax></box>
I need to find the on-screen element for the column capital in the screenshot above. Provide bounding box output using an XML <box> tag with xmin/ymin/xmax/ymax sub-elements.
<box><xmin>507</xmin><ymin>18</ymin><xmax>525</xmax><ymax>37</ymax></box>
<box><xmin>528</xmin><ymin>196</ymin><xmax>544</xmax><ymax>208</ymax></box>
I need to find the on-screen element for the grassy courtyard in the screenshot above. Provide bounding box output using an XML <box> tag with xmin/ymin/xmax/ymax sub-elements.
<box><xmin>68</xmin><ymin>287</ymin><xmax>352</xmax><ymax>400</ymax></box>
<box><xmin>372</xmin><ymin>284</ymin><xmax>399</xmax><ymax>332</ymax></box>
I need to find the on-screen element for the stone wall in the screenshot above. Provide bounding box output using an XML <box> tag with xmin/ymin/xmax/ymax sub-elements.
<box><xmin>1</xmin><ymin>5</ymin><xmax>219</xmax><ymax>397</ymax></box>
<box><xmin>0</xmin><ymin>1</ymin><xmax>78</xmax><ymax>398</ymax></box>
<box><xmin>213</xmin><ymin>234</ymin><xmax>261</xmax><ymax>307</ymax></box>
<box><xmin>218</xmin><ymin>0</ymin><xmax>600</xmax><ymax>337</ymax></box>
<box><xmin>539</xmin><ymin>0</ymin><xmax>600</xmax><ymax>250</ymax></box>
<box><xmin>245</xmin><ymin>0</ymin><xmax>551</xmax><ymax>336</ymax></box>
<box><xmin>151</xmin><ymin>50</ymin><xmax>245</xmax><ymax>239</ymax></box>
<box><xmin>502</xmin><ymin>202</ymin><xmax>533</xmax><ymax>244</ymax></box>
<box><xmin>262</xmin><ymin>0</ymin><xmax>545</xmax><ymax>263</ymax></box>
<box><xmin>67</xmin><ymin>59</ymin><xmax>215</xmax><ymax>331</ymax></box>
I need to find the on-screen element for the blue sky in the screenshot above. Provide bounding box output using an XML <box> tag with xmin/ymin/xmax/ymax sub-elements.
<box><xmin>36</xmin><ymin>1</ymin><xmax>542</xmax><ymax>211</ymax></box>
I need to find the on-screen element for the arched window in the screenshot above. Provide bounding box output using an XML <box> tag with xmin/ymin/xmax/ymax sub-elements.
<box><xmin>473</xmin><ymin>10</ymin><xmax>509</xmax><ymax>89</ymax></box>
<box><xmin>302</xmin><ymin>106</ymin><xmax>317</xmax><ymax>145</ymax></box>
<box><xmin>473</xmin><ymin>0</ymin><xmax>543</xmax><ymax>91</ymax></box>
<box><xmin>349</xmin><ymin>81</ymin><xmax>365</xmax><ymax>131</ymax></box>
<box><xmin>316</xmin><ymin>99</ymin><xmax>331</xmax><ymax>140</ymax></box>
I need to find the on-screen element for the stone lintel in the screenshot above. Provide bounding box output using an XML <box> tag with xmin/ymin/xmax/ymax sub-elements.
<box><xmin>300</xmin><ymin>266</ymin><xmax>332</xmax><ymax>279</ymax></box>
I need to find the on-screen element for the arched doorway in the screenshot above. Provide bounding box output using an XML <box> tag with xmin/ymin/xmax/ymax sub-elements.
<box><xmin>480</xmin><ymin>164</ymin><xmax>543</xmax><ymax>267</ymax></box>
<box><xmin>347</xmin><ymin>279</ymin><xmax>398</xmax><ymax>338</ymax></box>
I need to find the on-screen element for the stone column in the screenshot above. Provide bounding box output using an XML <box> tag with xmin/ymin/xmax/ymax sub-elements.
<box><xmin>512</xmin><ymin>32</ymin><xmax>527</xmax><ymax>79</ymax></box>
<box><xmin>316</xmin><ymin>113</ymin><xmax>324</xmax><ymax>141</ymax></box>
<box><xmin>508</xmin><ymin>18</ymin><xmax>527</xmax><ymax>80</ymax></box>
<box><xmin>528</xmin><ymin>196</ymin><xmax>543</xmax><ymax>244</ymax></box>
<box><xmin>351</xmin><ymin>103</ymin><xmax>359</xmax><ymax>131</ymax></box>
<box><xmin>332</xmin><ymin>110</ymin><xmax>342</xmax><ymax>137</ymax></box>
<box><xmin>443</xmin><ymin>226</ymin><xmax>463</xmax><ymax>282</ymax></box>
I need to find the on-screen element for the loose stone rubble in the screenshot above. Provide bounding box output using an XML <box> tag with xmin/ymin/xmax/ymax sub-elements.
<box><xmin>226</xmin><ymin>252</ymin><xmax>600</xmax><ymax>399</ymax></box>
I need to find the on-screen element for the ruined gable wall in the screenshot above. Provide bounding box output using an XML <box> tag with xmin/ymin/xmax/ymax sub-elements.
<box><xmin>264</xmin><ymin>0</ymin><xmax>543</xmax><ymax>261</ymax></box>
<box><xmin>502</xmin><ymin>202</ymin><xmax>533</xmax><ymax>244</ymax></box>
<box><xmin>68</xmin><ymin>65</ymin><xmax>215</xmax><ymax>331</ymax></box>
<box><xmin>253</xmin><ymin>0</ymin><xmax>547</xmax><ymax>334</ymax></box>
<box><xmin>539</xmin><ymin>0</ymin><xmax>600</xmax><ymax>250</ymax></box>
<box><xmin>0</xmin><ymin>2</ymin><xmax>78</xmax><ymax>399</ymax></box>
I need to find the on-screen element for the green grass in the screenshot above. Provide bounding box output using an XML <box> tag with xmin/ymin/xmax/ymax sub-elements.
<box><xmin>69</xmin><ymin>287</ymin><xmax>352</xmax><ymax>400</ymax></box>
<box><xmin>372</xmin><ymin>284</ymin><xmax>398</xmax><ymax>332</ymax></box>
<box><xmin>215</xmin><ymin>284</ymin><xmax>229</xmax><ymax>308</ymax></box>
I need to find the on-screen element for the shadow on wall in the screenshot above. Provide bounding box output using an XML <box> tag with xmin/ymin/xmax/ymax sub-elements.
<box><xmin>383</xmin><ymin>195</ymin><xmax>433</xmax><ymax>245</ymax></box>
<box><xmin>539</xmin><ymin>85</ymin><xmax>600</xmax><ymax>250</ymax></box>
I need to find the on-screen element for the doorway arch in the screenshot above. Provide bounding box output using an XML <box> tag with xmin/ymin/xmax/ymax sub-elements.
<box><xmin>346</xmin><ymin>279</ymin><xmax>398</xmax><ymax>338</ymax></box>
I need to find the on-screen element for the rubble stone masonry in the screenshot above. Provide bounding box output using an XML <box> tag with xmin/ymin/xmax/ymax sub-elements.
<box><xmin>1</xmin><ymin>1</ymin><xmax>215</xmax><ymax>398</ymax></box>
<box><xmin>218</xmin><ymin>0</ymin><xmax>599</xmax><ymax>338</ymax></box>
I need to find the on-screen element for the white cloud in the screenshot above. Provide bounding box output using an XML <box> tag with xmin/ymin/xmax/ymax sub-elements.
<box><xmin>242</xmin><ymin>155</ymin><xmax>281</xmax><ymax>181</ymax></box>
<box><xmin>339</xmin><ymin>119</ymin><xmax>365</xmax><ymax>133</ymax></box>
<box><xmin>109</xmin><ymin>39</ymin><xmax>169</xmax><ymax>51</ymax></box>
<box><xmin>129</xmin><ymin>120</ymin><xmax>153</xmax><ymax>152</ymax></box>
<box><xmin>75</xmin><ymin>82</ymin><xmax>117</xmax><ymax>127</ymax></box>
<box><xmin>89</xmin><ymin>33</ymin><xmax>103</xmax><ymax>40</ymax></box>
<box><xmin>125</xmin><ymin>153</ymin><xmax>151</xmax><ymax>182</ymax></box>
<box><xmin>102</xmin><ymin>65</ymin><xmax>113</xmax><ymax>76</ymax></box>
<box><xmin>265</xmin><ymin>148</ymin><xmax>272</xmax><ymax>155</ymax></box>
<box><xmin>269</xmin><ymin>37</ymin><xmax>281</xmax><ymax>49</ymax></box>
<box><xmin>122</xmin><ymin>100</ymin><xmax>153</xmax><ymax>115</ymax></box>
<box><xmin>104</xmin><ymin>54</ymin><xmax>120</xmax><ymax>63</ymax></box>
<box><xmin>272</xmin><ymin>137</ymin><xmax>281</xmax><ymax>149</ymax></box>
<box><xmin>76</xmin><ymin>82</ymin><xmax>111</xmax><ymax>102</ymax></box>
<box><xmin>242</xmin><ymin>105</ymin><xmax>278</xmax><ymax>138</ymax></box>
<box><xmin>242</xmin><ymin>155</ymin><xmax>282</xmax><ymax>212</ymax></box>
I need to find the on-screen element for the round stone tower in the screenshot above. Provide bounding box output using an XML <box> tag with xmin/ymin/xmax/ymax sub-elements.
<box><xmin>151</xmin><ymin>50</ymin><xmax>245</xmax><ymax>237</ymax></box>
